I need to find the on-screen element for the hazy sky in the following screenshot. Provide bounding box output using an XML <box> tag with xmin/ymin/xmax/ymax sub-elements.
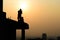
<box><xmin>3</xmin><ymin>0</ymin><xmax>60</xmax><ymax>38</ymax></box>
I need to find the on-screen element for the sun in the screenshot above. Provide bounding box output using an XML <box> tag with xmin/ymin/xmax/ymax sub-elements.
<box><xmin>18</xmin><ymin>1</ymin><xmax>28</xmax><ymax>10</ymax></box>
<box><xmin>20</xmin><ymin>2</ymin><xmax>27</xmax><ymax>10</ymax></box>
<box><xmin>16</xmin><ymin>0</ymin><xmax>29</xmax><ymax>13</ymax></box>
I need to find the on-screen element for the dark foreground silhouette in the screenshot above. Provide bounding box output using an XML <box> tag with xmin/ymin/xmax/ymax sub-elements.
<box><xmin>0</xmin><ymin>0</ymin><xmax>29</xmax><ymax>40</ymax></box>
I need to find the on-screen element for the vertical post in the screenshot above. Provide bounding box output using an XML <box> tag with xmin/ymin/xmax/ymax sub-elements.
<box><xmin>21</xmin><ymin>29</ymin><xmax>25</xmax><ymax>40</ymax></box>
<box><xmin>0</xmin><ymin>0</ymin><xmax>3</xmax><ymax>12</ymax></box>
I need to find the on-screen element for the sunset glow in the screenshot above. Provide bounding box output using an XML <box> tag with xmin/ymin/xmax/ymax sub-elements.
<box><xmin>18</xmin><ymin>1</ymin><xmax>28</xmax><ymax>11</ymax></box>
<box><xmin>20</xmin><ymin>2</ymin><xmax>27</xmax><ymax>10</ymax></box>
<box><xmin>3</xmin><ymin>0</ymin><xmax>60</xmax><ymax>38</ymax></box>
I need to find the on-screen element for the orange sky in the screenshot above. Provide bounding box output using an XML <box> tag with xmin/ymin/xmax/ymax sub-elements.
<box><xmin>3</xmin><ymin>0</ymin><xmax>60</xmax><ymax>38</ymax></box>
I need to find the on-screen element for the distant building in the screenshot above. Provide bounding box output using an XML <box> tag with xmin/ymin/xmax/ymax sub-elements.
<box><xmin>42</xmin><ymin>33</ymin><xmax>47</xmax><ymax>40</ymax></box>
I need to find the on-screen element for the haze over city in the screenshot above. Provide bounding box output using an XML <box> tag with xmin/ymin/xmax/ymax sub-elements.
<box><xmin>3</xmin><ymin>0</ymin><xmax>60</xmax><ymax>38</ymax></box>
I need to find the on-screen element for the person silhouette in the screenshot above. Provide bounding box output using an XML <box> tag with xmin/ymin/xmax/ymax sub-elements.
<box><xmin>18</xmin><ymin>9</ymin><xmax>22</xmax><ymax>20</ymax></box>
